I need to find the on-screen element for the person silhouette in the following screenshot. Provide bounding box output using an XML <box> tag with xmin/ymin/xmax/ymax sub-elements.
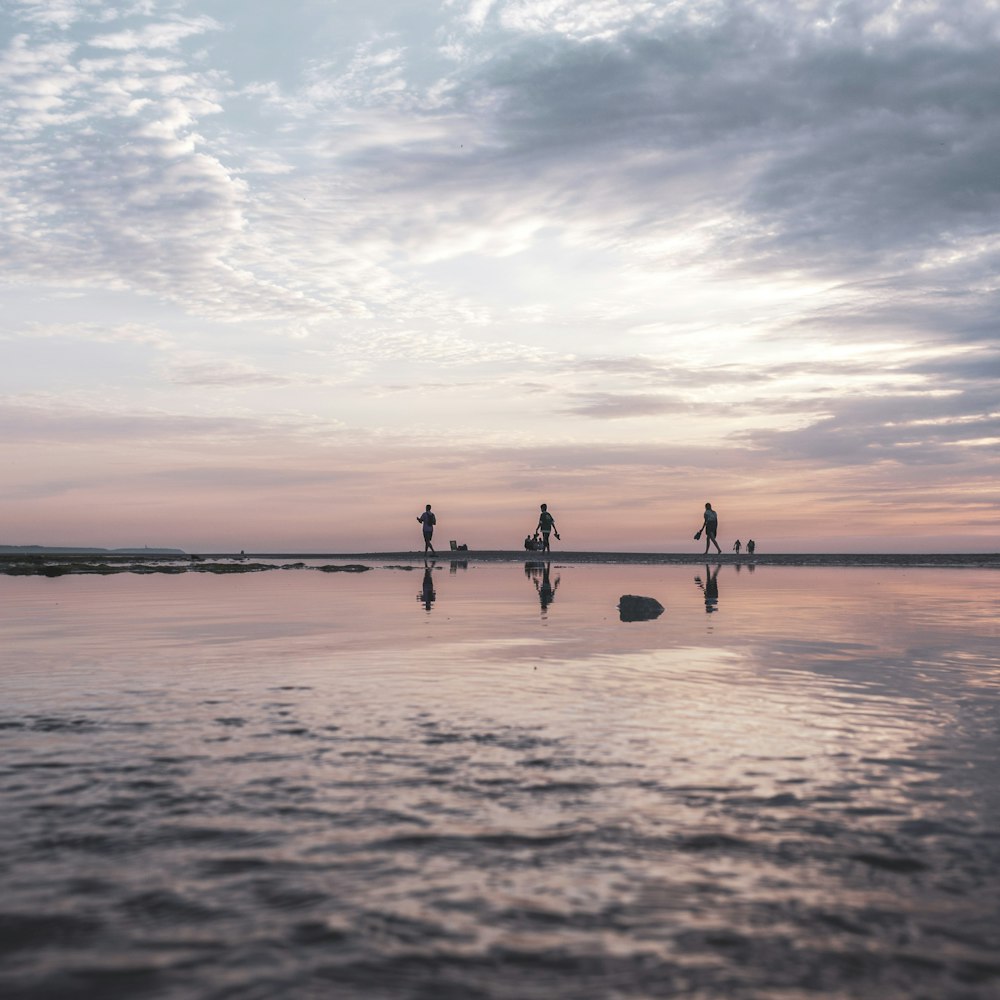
<box><xmin>698</xmin><ymin>502</ymin><xmax>722</xmax><ymax>555</ymax></box>
<box><xmin>416</xmin><ymin>504</ymin><xmax>436</xmax><ymax>553</ymax></box>
<box><xmin>536</xmin><ymin>504</ymin><xmax>560</xmax><ymax>552</ymax></box>
<box><xmin>418</xmin><ymin>563</ymin><xmax>436</xmax><ymax>611</ymax></box>
<box><xmin>747</xmin><ymin>539</ymin><xmax>756</xmax><ymax>555</ymax></box>
<box><xmin>695</xmin><ymin>564</ymin><xmax>720</xmax><ymax>613</ymax></box>
<box><xmin>733</xmin><ymin>539</ymin><xmax>741</xmax><ymax>554</ymax></box>
<box><xmin>525</xmin><ymin>560</ymin><xmax>560</xmax><ymax>614</ymax></box>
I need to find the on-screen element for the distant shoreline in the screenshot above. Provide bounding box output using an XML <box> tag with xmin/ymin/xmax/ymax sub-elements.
<box><xmin>219</xmin><ymin>550</ymin><xmax>1000</xmax><ymax>569</ymax></box>
<box><xmin>1</xmin><ymin>550</ymin><xmax>997</xmax><ymax>574</ymax></box>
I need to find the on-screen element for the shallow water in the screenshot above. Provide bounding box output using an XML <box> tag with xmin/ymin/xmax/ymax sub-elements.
<box><xmin>1</xmin><ymin>562</ymin><xmax>998</xmax><ymax>999</ymax></box>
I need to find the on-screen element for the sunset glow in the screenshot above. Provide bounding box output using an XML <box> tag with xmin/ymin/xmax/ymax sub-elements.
<box><xmin>1</xmin><ymin>1</ymin><xmax>997</xmax><ymax>552</ymax></box>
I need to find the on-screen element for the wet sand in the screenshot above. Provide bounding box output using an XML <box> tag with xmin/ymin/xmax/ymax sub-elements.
<box><xmin>1</xmin><ymin>550</ymin><xmax>997</xmax><ymax>574</ymax></box>
<box><xmin>261</xmin><ymin>550</ymin><xmax>1000</xmax><ymax>569</ymax></box>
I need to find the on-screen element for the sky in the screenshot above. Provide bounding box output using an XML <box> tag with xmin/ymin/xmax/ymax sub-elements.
<box><xmin>1</xmin><ymin>0</ymin><xmax>998</xmax><ymax>553</ymax></box>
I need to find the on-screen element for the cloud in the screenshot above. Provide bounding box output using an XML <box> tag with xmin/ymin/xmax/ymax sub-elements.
<box><xmin>559</xmin><ymin>391</ymin><xmax>687</xmax><ymax>419</ymax></box>
<box><xmin>0</xmin><ymin>399</ymin><xmax>271</xmax><ymax>444</ymax></box>
<box><xmin>6</xmin><ymin>0</ymin><xmax>94</xmax><ymax>31</ymax></box>
<box><xmin>162</xmin><ymin>355</ymin><xmax>340</xmax><ymax>389</ymax></box>
<box><xmin>8</xmin><ymin>320</ymin><xmax>175</xmax><ymax>348</ymax></box>
<box><xmin>740</xmin><ymin>384</ymin><xmax>1000</xmax><ymax>466</ymax></box>
<box><xmin>89</xmin><ymin>16</ymin><xmax>221</xmax><ymax>52</ymax></box>
<box><xmin>1</xmin><ymin>0</ymin><xmax>998</xmax><ymax>549</ymax></box>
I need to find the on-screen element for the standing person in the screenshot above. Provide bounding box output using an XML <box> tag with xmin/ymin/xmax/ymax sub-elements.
<box><xmin>416</xmin><ymin>504</ymin><xmax>436</xmax><ymax>553</ymax></box>
<box><xmin>536</xmin><ymin>503</ymin><xmax>560</xmax><ymax>552</ymax></box>
<box><xmin>747</xmin><ymin>539</ymin><xmax>756</xmax><ymax>555</ymax></box>
<box><xmin>697</xmin><ymin>502</ymin><xmax>722</xmax><ymax>555</ymax></box>
<box><xmin>733</xmin><ymin>539</ymin><xmax>741</xmax><ymax>554</ymax></box>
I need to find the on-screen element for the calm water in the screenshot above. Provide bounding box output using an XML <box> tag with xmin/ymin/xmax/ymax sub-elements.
<box><xmin>1</xmin><ymin>562</ymin><xmax>998</xmax><ymax>999</ymax></box>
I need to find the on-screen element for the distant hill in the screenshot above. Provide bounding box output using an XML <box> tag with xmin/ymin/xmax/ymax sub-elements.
<box><xmin>0</xmin><ymin>545</ymin><xmax>187</xmax><ymax>555</ymax></box>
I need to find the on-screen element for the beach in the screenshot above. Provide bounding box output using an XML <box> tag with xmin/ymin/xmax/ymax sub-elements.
<box><xmin>2</xmin><ymin>549</ymin><xmax>998</xmax><ymax>574</ymax></box>
<box><xmin>2</xmin><ymin>560</ymin><xmax>998</xmax><ymax>998</ymax></box>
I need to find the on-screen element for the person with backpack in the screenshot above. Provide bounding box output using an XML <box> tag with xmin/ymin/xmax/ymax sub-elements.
<box><xmin>536</xmin><ymin>503</ymin><xmax>560</xmax><ymax>552</ymax></box>
<box><xmin>416</xmin><ymin>504</ymin><xmax>437</xmax><ymax>553</ymax></box>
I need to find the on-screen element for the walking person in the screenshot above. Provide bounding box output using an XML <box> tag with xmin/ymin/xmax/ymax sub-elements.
<box><xmin>747</xmin><ymin>539</ymin><xmax>756</xmax><ymax>555</ymax></box>
<box><xmin>536</xmin><ymin>504</ymin><xmax>560</xmax><ymax>552</ymax></box>
<box><xmin>695</xmin><ymin>502</ymin><xmax>722</xmax><ymax>555</ymax></box>
<box><xmin>416</xmin><ymin>504</ymin><xmax>436</xmax><ymax>553</ymax></box>
<box><xmin>733</xmin><ymin>539</ymin><xmax>741</xmax><ymax>554</ymax></box>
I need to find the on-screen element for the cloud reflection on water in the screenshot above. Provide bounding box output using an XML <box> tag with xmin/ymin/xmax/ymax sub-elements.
<box><xmin>1</xmin><ymin>564</ymin><xmax>998</xmax><ymax>998</ymax></box>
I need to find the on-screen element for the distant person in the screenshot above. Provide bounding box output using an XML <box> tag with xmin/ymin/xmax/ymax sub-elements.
<box><xmin>733</xmin><ymin>539</ymin><xmax>741</xmax><ymax>554</ymax></box>
<box><xmin>416</xmin><ymin>504</ymin><xmax>436</xmax><ymax>553</ymax></box>
<box><xmin>696</xmin><ymin>502</ymin><xmax>722</xmax><ymax>555</ymax></box>
<box><xmin>747</xmin><ymin>539</ymin><xmax>756</xmax><ymax>555</ymax></box>
<box><xmin>524</xmin><ymin>534</ymin><xmax>539</xmax><ymax>551</ymax></box>
<box><xmin>536</xmin><ymin>504</ymin><xmax>560</xmax><ymax>552</ymax></box>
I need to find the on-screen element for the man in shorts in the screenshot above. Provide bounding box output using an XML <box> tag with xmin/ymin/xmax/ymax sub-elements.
<box><xmin>417</xmin><ymin>504</ymin><xmax>436</xmax><ymax>553</ymax></box>
<box><xmin>536</xmin><ymin>504</ymin><xmax>560</xmax><ymax>552</ymax></box>
<box><xmin>699</xmin><ymin>502</ymin><xmax>722</xmax><ymax>555</ymax></box>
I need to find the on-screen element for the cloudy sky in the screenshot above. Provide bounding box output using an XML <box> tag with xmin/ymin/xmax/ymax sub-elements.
<box><xmin>1</xmin><ymin>0</ymin><xmax>997</xmax><ymax>553</ymax></box>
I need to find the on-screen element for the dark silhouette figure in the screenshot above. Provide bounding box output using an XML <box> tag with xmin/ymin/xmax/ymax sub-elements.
<box><xmin>733</xmin><ymin>539</ymin><xmax>741</xmax><ymax>554</ymax></box>
<box><xmin>525</xmin><ymin>560</ymin><xmax>560</xmax><ymax>614</ymax></box>
<box><xmin>536</xmin><ymin>504</ymin><xmax>560</xmax><ymax>552</ymax></box>
<box><xmin>747</xmin><ymin>539</ymin><xmax>756</xmax><ymax>555</ymax></box>
<box><xmin>418</xmin><ymin>563</ymin><xmax>436</xmax><ymax>611</ymax></box>
<box><xmin>697</xmin><ymin>502</ymin><xmax>722</xmax><ymax>555</ymax></box>
<box><xmin>694</xmin><ymin>564</ymin><xmax>720</xmax><ymax>613</ymax></box>
<box><xmin>416</xmin><ymin>504</ymin><xmax>436</xmax><ymax>552</ymax></box>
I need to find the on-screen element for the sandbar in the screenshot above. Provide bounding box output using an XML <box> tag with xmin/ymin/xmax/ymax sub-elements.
<box><xmin>1</xmin><ymin>550</ymin><xmax>996</xmax><ymax>575</ymax></box>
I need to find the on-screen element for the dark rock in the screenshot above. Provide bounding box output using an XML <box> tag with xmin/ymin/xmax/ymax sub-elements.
<box><xmin>191</xmin><ymin>562</ymin><xmax>276</xmax><ymax>573</ymax></box>
<box><xmin>618</xmin><ymin>594</ymin><xmax>664</xmax><ymax>622</ymax></box>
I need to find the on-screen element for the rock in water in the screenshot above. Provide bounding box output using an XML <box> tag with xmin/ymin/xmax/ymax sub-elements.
<box><xmin>618</xmin><ymin>595</ymin><xmax>664</xmax><ymax>622</ymax></box>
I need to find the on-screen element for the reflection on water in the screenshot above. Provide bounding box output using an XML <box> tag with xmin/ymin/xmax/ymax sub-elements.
<box><xmin>1</xmin><ymin>564</ymin><xmax>999</xmax><ymax>999</ymax></box>
<box><xmin>694</xmin><ymin>563</ymin><xmax>721</xmax><ymax>613</ymax></box>
<box><xmin>417</xmin><ymin>562</ymin><xmax>436</xmax><ymax>611</ymax></box>
<box><xmin>524</xmin><ymin>560</ymin><xmax>560</xmax><ymax>615</ymax></box>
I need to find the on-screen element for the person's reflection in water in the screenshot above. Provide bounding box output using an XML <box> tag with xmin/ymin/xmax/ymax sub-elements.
<box><xmin>524</xmin><ymin>560</ymin><xmax>560</xmax><ymax>615</ymax></box>
<box><xmin>418</xmin><ymin>562</ymin><xmax>437</xmax><ymax>612</ymax></box>
<box><xmin>694</xmin><ymin>564</ymin><xmax>720</xmax><ymax>613</ymax></box>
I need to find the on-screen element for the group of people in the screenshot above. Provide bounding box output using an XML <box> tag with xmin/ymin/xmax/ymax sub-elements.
<box><xmin>418</xmin><ymin>501</ymin><xmax>754</xmax><ymax>555</ymax></box>
<box><xmin>418</xmin><ymin>503</ymin><xmax>560</xmax><ymax>554</ymax></box>
<box><xmin>524</xmin><ymin>504</ymin><xmax>559</xmax><ymax>552</ymax></box>
<box><xmin>695</xmin><ymin>503</ymin><xmax>756</xmax><ymax>556</ymax></box>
